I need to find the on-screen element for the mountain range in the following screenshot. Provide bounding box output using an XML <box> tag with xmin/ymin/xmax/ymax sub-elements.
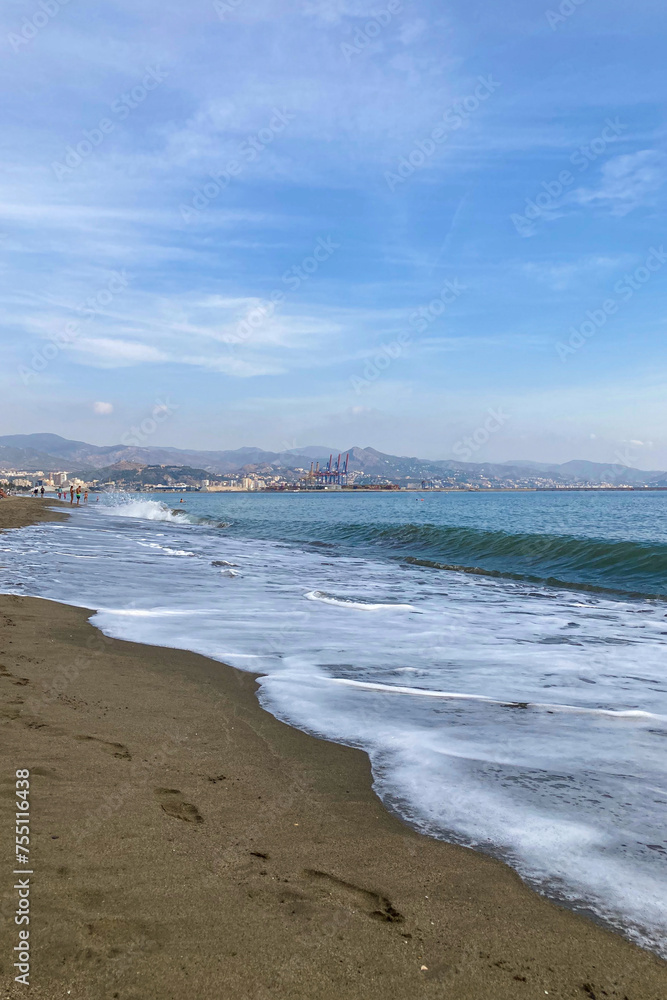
<box><xmin>1</xmin><ymin>434</ymin><xmax>666</xmax><ymax>487</ymax></box>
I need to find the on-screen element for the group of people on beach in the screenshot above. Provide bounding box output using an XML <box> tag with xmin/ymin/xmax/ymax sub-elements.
<box><xmin>55</xmin><ymin>486</ymin><xmax>88</xmax><ymax>504</ymax></box>
<box><xmin>0</xmin><ymin>485</ymin><xmax>95</xmax><ymax>504</ymax></box>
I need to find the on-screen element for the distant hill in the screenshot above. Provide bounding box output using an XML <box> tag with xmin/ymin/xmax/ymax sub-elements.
<box><xmin>0</xmin><ymin>435</ymin><xmax>319</xmax><ymax>475</ymax></box>
<box><xmin>0</xmin><ymin>434</ymin><xmax>665</xmax><ymax>486</ymax></box>
<box><xmin>92</xmin><ymin>463</ymin><xmax>226</xmax><ymax>487</ymax></box>
<box><xmin>505</xmin><ymin>458</ymin><xmax>667</xmax><ymax>486</ymax></box>
<box><xmin>0</xmin><ymin>443</ymin><xmax>69</xmax><ymax>472</ymax></box>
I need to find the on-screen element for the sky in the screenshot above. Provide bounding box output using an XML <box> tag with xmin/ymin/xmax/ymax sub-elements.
<box><xmin>1</xmin><ymin>0</ymin><xmax>666</xmax><ymax>468</ymax></box>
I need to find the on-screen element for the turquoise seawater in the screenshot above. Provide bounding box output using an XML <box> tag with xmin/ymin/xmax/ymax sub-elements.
<box><xmin>174</xmin><ymin>489</ymin><xmax>667</xmax><ymax>596</ymax></box>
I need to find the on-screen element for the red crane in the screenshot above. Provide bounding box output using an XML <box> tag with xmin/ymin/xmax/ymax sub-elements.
<box><xmin>312</xmin><ymin>451</ymin><xmax>349</xmax><ymax>486</ymax></box>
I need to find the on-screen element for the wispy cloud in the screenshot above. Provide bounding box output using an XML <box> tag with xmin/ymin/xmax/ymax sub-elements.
<box><xmin>69</xmin><ymin>338</ymin><xmax>169</xmax><ymax>366</ymax></box>
<box><xmin>520</xmin><ymin>255</ymin><xmax>629</xmax><ymax>291</ymax></box>
<box><xmin>570</xmin><ymin>150</ymin><xmax>666</xmax><ymax>216</ymax></box>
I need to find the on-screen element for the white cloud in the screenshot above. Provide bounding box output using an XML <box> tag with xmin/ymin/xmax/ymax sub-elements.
<box><xmin>180</xmin><ymin>354</ymin><xmax>285</xmax><ymax>377</ymax></box>
<box><xmin>73</xmin><ymin>338</ymin><xmax>169</xmax><ymax>366</ymax></box>
<box><xmin>93</xmin><ymin>401</ymin><xmax>114</xmax><ymax>414</ymax></box>
<box><xmin>302</xmin><ymin>0</ymin><xmax>386</xmax><ymax>25</ymax></box>
<box><xmin>520</xmin><ymin>255</ymin><xmax>628</xmax><ymax>290</ymax></box>
<box><xmin>571</xmin><ymin>150</ymin><xmax>666</xmax><ymax>216</ymax></box>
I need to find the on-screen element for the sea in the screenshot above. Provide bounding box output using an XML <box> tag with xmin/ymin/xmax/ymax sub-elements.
<box><xmin>1</xmin><ymin>490</ymin><xmax>666</xmax><ymax>955</ymax></box>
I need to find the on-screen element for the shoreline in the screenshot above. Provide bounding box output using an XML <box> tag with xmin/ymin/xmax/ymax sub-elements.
<box><xmin>1</xmin><ymin>498</ymin><xmax>666</xmax><ymax>998</ymax></box>
<box><xmin>18</xmin><ymin>485</ymin><xmax>667</xmax><ymax>497</ymax></box>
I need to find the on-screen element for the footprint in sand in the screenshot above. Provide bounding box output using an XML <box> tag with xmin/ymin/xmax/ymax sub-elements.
<box><xmin>0</xmin><ymin>663</ymin><xmax>29</xmax><ymax>684</ymax></box>
<box><xmin>303</xmin><ymin>869</ymin><xmax>404</xmax><ymax>923</ymax></box>
<box><xmin>74</xmin><ymin>735</ymin><xmax>132</xmax><ymax>760</ymax></box>
<box><xmin>154</xmin><ymin>788</ymin><xmax>204</xmax><ymax>824</ymax></box>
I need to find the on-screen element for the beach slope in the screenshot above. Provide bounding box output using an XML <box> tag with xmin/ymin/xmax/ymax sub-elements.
<box><xmin>1</xmin><ymin>498</ymin><xmax>666</xmax><ymax>998</ymax></box>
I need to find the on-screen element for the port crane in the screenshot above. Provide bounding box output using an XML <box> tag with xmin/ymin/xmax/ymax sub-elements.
<box><xmin>308</xmin><ymin>452</ymin><xmax>349</xmax><ymax>486</ymax></box>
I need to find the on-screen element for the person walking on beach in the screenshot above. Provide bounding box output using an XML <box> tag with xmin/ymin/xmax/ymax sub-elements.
<box><xmin>40</xmin><ymin>486</ymin><xmax>45</xmax><ymax>497</ymax></box>
<box><xmin>75</xmin><ymin>487</ymin><xmax>81</xmax><ymax>505</ymax></box>
<box><xmin>84</xmin><ymin>490</ymin><xmax>88</xmax><ymax>503</ymax></box>
<box><xmin>69</xmin><ymin>485</ymin><xmax>74</xmax><ymax>504</ymax></box>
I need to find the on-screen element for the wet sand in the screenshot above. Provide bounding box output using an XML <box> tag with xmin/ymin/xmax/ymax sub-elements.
<box><xmin>1</xmin><ymin>497</ymin><xmax>666</xmax><ymax>998</ymax></box>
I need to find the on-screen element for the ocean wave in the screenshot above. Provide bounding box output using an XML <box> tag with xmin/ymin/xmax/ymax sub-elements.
<box><xmin>305</xmin><ymin>590</ymin><xmax>417</xmax><ymax>611</ymax></box>
<box><xmin>98</xmin><ymin>498</ymin><xmax>191</xmax><ymax>524</ymax></box>
<box><xmin>97</xmin><ymin>497</ymin><xmax>231</xmax><ymax>531</ymax></box>
<box><xmin>314</xmin><ymin>522</ymin><xmax>667</xmax><ymax>597</ymax></box>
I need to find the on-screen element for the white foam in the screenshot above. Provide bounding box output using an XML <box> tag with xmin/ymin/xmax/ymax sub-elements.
<box><xmin>52</xmin><ymin>552</ymin><xmax>100</xmax><ymax>559</ymax></box>
<box><xmin>100</xmin><ymin>607</ymin><xmax>220</xmax><ymax>617</ymax></box>
<box><xmin>137</xmin><ymin>542</ymin><xmax>196</xmax><ymax>556</ymax></box>
<box><xmin>330</xmin><ymin>679</ymin><xmax>667</xmax><ymax>722</ymax></box>
<box><xmin>305</xmin><ymin>590</ymin><xmax>417</xmax><ymax>611</ymax></box>
<box><xmin>98</xmin><ymin>498</ymin><xmax>190</xmax><ymax>524</ymax></box>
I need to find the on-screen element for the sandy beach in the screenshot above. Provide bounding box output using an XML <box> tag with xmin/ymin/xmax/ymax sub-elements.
<box><xmin>1</xmin><ymin>497</ymin><xmax>666</xmax><ymax>999</ymax></box>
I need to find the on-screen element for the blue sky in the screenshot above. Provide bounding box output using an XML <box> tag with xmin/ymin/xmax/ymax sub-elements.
<box><xmin>1</xmin><ymin>0</ymin><xmax>666</xmax><ymax>467</ymax></box>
